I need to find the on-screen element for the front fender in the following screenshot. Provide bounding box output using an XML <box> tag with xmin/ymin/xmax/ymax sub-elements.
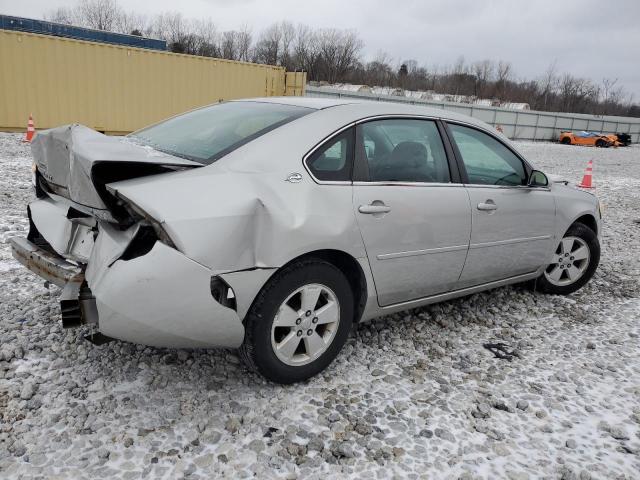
<box><xmin>552</xmin><ymin>184</ymin><xmax>601</xmax><ymax>240</ymax></box>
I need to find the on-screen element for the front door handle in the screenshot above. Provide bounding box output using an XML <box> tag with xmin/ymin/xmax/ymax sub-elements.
<box><xmin>358</xmin><ymin>203</ymin><xmax>391</xmax><ymax>214</ymax></box>
<box><xmin>477</xmin><ymin>200</ymin><xmax>498</xmax><ymax>211</ymax></box>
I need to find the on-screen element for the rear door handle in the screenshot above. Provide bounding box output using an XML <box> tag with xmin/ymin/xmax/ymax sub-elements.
<box><xmin>358</xmin><ymin>203</ymin><xmax>391</xmax><ymax>214</ymax></box>
<box><xmin>477</xmin><ymin>201</ymin><xmax>498</xmax><ymax>211</ymax></box>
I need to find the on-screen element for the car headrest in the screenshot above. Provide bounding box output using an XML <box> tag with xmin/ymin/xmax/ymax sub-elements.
<box><xmin>390</xmin><ymin>141</ymin><xmax>428</xmax><ymax>168</ymax></box>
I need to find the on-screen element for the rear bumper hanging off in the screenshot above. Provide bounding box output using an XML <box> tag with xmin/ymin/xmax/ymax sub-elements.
<box><xmin>10</xmin><ymin>234</ymin><xmax>246</xmax><ymax>349</ymax></box>
<box><xmin>10</xmin><ymin>236</ymin><xmax>83</xmax><ymax>287</ymax></box>
<box><xmin>9</xmin><ymin>236</ymin><xmax>99</xmax><ymax>328</ymax></box>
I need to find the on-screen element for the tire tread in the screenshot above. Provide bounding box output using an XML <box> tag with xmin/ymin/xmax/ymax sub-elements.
<box><xmin>238</xmin><ymin>257</ymin><xmax>352</xmax><ymax>383</ymax></box>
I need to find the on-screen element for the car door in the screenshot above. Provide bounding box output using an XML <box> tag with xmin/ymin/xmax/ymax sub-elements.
<box><xmin>352</xmin><ymin>118</ymin><xmax>472</xmax><ymax>306</ymax></box>
<box><xmin>445</xmin><ymin>122</ymin><xmax>556</xmax><ymax>287</ymax></box>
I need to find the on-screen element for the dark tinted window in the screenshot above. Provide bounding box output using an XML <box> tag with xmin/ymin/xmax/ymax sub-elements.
<box><xmin>359</xmin><ymin>119</ymin><xmax>450</xmax><ymax>183</ymax></box>
<box><xmin>306</xmin><ymin>128</ymin><xmax>354</xmax><ymax>182</ymax></box>
<box><xmin>449</xmin><ymin>124</ymin><xmax>527</xmax><ymax>186</ymax></box>
<box><xmin>129</xmin><ymin>101</ymin><xmax>312</xmax><ymax>164</ymax></box>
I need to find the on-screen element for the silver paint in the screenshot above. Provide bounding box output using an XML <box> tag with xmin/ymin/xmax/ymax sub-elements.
<box><xmin>12</xmin><ymin>97</ymin><xmax>601</xmax><ymax>348</ymax></box>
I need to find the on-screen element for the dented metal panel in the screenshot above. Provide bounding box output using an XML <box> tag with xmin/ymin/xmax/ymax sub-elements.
<box><xmin>30</xmin><ymin>197</ymin><xmax>97</xmax><ymax>262</ymax></box>
<box><xmin>31</xmin><ymin>124</ymin><xmax>200</xmax><ymax>212</ymax></box>
<box><xmin>87</xmin><ymin>240</ymin><xmax>244</xmax><ymax>348</ymax></box>
<box><xmin>84</xmin><ymin>222</ymin><xmax>139</xmax><ymax>286</ymax></box>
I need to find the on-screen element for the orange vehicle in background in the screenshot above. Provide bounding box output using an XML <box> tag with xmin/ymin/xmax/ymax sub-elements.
<box><xmin>559</xmin><ymin>131</ymin><xmax>621</xmax><ymax>147</ymax></box>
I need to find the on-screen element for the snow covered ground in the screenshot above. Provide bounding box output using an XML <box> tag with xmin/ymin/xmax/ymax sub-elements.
<box><xmin>0</xmin><ymin>132</ymin><xmax>639</xmax><ymax>479</ymax></box>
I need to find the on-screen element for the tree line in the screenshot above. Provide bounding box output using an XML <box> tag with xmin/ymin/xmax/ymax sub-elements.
<box><xmin>46</xmin><ymin>0</ymin><xmax>639</xmax><ymax>117</ymax></box>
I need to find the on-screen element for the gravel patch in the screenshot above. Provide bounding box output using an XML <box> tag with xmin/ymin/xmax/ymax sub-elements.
<box><xmin>1</xmin><ymin>132</ymin><xmax>639</xmax><ymax>479</ymax></box>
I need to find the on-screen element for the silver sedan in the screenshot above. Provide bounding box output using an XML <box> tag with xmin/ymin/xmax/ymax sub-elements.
<box><xmin>11</xmin><ymin>98</ymin><xmax>601</xmax><ymax>383</ymax></box>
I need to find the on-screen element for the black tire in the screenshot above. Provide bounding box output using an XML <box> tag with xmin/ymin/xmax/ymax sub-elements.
<box><xmin>239</xmin><ymin>258</ymin><xmax>354</xmax><ymax>384</ymax></box>
<box><xmin>561</xmin><ymin>137</ymin><xmax>572</xmax><ymax>145</ymax></box>
<box><xmin>595</xmin><ymin>139</ymin><xmax>607</xmax><ymax>148</ymax></box>
<box><xmin>535</xmin><ymin>223</ymin><xmax>600</xmax><ymax>295</ymax></box>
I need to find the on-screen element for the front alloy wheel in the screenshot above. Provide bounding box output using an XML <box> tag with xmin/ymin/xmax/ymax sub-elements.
<box><xmin>536</xmin><ymin>223</ymin><xmax>600</xmax><ymax>295</ymax></box>
<box><xmin>544</xmin><ymin>236</ymin><xmax>590</xmax><ymax>286</ymax></box>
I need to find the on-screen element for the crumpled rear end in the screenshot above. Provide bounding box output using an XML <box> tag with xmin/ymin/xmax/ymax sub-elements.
<box><xmin>11</xmin><ymin>192</ymin><xmax>244</xmax><ymax>349</ymax></box>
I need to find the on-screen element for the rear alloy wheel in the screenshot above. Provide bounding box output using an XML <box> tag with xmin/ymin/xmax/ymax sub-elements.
<box><xmin>561</xmin><ymin>137</ymin><xmax>572</xmax><ymax>145</ymax></box>
<box><xmin>271</xmin><ymin>283</ymin><xmax>341</xmax><ymax>367</ymax></box>
<box><xmin>595</xmin><ymin>139</ymin><xmax>607</xmax><ymax>148</ymax></box>
<box><xmin>239</xmin><ymin>258</ymin><xmax>354</xmax><ymax>384</ymax></box>
<box><xmin>536</xmin><ymin>223</ymin><xmax>600</xmax><ymax>295</ymax></box>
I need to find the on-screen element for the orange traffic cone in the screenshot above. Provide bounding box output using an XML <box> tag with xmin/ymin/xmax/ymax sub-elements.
<box><xmin>23</xmin><ymin>114</ymin><xmax>36</xmax><ymax>142</ymax></box>
<box><xmin>577</xmin><ymin>160</ymin><xmax>594</xmax><ymax>188</ymax></box>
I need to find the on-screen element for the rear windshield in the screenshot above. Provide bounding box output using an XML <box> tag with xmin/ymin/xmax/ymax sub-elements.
<box><xmin>129</xmin><ymin>101</ymin><xmax>312</xmax><ymax>164</ymax></box>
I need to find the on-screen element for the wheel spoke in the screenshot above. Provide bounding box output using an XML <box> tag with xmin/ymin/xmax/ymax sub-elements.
<box><xmin>314</xmin><ymin>300</ymin><xmax>338</xmax><ymax>325</ymax></box>
<box><xmin>276</xmin><ymin>332</ymin><xmax>301</xmax><ymax>360</ymax></box>
<box><xmin>300</xmin><ymin>286</ymin><xmax>322</xmax><ymax>312</ymax></box>
<box><xmin>566</xmin><ymin>265</ymin><xmax>581</xmax><ymax>281</ymax></box>
<box><xmin>561</xmin><ymin>238</ymin><xmax>574</xmax><ymax>255</ymax></box>
<box><xmin>547</xmin><ymin>265</ymin><xmax>563</xmax><ymax>282</ymax></box>
<box><xmin>274</xmin><ymin>304</ymin><xmax>300</xmax><ymax>327</ymax></box>
<box><xmin>572</xmin><ymin>245</ymin><xmax>589</xmax><ymax>261</ymax></box>
<box><xmin>304</xmin><ymin>331</ymin><xmax>325</xmax><ymax>358</ymax></box>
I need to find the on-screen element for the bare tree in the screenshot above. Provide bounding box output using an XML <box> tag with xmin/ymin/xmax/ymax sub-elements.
<box><xmin>220</xmin><ymin>31</ymin><xmax>239</xmax><ymax>60</ymax></box>
<box><xmin>115</xmin><ymin>11</ymin><xmax>148</xmax><ymax>36</ymax></box>
<box><xmin>316</xmin><ymin>29</ymin><xmax>363</xmax><ymax>84</ymax></box>
<box><xmin>279</xmin><ymin>21</ymin><xmax>296</xmax><ymax>69</ymax></box>
<box><xmin>76</xmin><ymin>0</ymin><xmax>122</xmax><ymax>31</ymax></box>
<box><xmin>45</xmin><ymin>7</ymin><xmax>76</xmax><ymax>25</ymax></box>
<box><xmin>472</xmin><ymin>59</ymin><xmax>494</xmax><ymax>98</ymax></box>
<box><xmin>236</xmin><ymin>25</ymin><xmax>252</xmax><ymax>62</ymax></box>
<box><xmin>292</xmin><ymin>25</ymin><xmax>321</xmax><ymax>79</ymax></box>
<box><xmin>536</xmin><ymin>61</ymin><xmax>558</xmax><ymax>110</ymax></box>
<box><xmin>494</xmin><ymin>60</ymin><xmax>512</xmax><ymax>98</ymax></box>
<box><xmin>253</xmin><ymin>23</ymin><xmax>283</xmax><ymax>65</ymax></box>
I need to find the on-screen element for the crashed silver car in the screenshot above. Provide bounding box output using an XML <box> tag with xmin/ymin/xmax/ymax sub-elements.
<box><xmin>10</xmin><ymin>98</ymin><xmax>601</xmax><ymax>383</ymax></box>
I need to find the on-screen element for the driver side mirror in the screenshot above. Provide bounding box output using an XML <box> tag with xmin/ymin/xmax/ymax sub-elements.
<box><xmin>528</xmin><ymin>170</ymin><xmax>549</xmax><ymax>187</ymax></box>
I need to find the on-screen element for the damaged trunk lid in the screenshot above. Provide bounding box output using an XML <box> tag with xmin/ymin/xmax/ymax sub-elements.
<box><xmin>32</xmin><ymin>124</ymin><xmax>202</xmax><ymax>222</ymax></box>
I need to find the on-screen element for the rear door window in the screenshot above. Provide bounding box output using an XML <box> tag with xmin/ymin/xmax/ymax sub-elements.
<box><xmin>358</xmin><ymin>119</ymin><xmax>451</xmax><ymax>183</ymax></box>
<box><xmin>305</xmin><ymin>128</ymin><xmax>354</xmax><ymax>182</ymax></box>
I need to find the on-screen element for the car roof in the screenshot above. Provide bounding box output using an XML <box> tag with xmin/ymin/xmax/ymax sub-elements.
<box><xmin>234</xmin><ymin>96</ymin><xmax>493</xmax><ymax>132</ymax></box>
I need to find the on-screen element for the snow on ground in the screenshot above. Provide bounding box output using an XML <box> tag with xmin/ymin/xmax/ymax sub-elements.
<box><xmin>0</xmin><ymin>132</ymin><xmax>639</xmax><ymax>479</ymax></box>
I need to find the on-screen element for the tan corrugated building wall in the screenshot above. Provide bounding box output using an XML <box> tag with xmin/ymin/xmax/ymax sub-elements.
<box><xmin>0</xmin><ymin>29</ymin><xmax>306</xmax><ymax>134</ymax></box>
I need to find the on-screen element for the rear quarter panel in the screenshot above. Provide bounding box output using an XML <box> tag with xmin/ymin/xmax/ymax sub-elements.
<box><xmin>107</xmin><ymin>106</ymin><xmax>377</xmax><ymax>273</ymax></box>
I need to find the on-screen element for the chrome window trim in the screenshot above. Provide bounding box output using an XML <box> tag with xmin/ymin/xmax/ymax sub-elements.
<box><xmin>301</xmin><ymin>114</ymin><xmax>547</xmax><ymax>189</ymax></box>
<box><xmin>353</xmin><ymin>181</ymin><xmax>464</xmax><ymax>188</ymax></box>
<box><xmin>355</xmin><ymin>114</ymin><xmax>440</xmax><ymax>124</ymax></box>
<box><xmin>464</xmin><ymin>184</ymin><xmax>551</xmax><ymax>191</ymax></box>
<box><xmin>302</xmin><ymin>122</ymin><xmax>355</xmax><ymax>186</ymax></box>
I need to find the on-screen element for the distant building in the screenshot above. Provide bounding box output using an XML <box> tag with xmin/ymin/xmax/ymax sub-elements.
<box><xmin>311</xmin><ymin>82</ymin><xmax>532</xmax><ymax>110</ymax></box>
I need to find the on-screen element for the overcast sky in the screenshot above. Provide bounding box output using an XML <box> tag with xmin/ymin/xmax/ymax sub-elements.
<box><xmin>3</xmin><ymin>0</ymin><xmax>640</xmax><ymax>99</ymax></box>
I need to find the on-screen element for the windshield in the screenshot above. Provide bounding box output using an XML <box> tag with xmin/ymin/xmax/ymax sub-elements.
<box><xmin>129</xmin><ymin>101</ymin><xmax>313</xmax><ymax>164</ymax></box>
